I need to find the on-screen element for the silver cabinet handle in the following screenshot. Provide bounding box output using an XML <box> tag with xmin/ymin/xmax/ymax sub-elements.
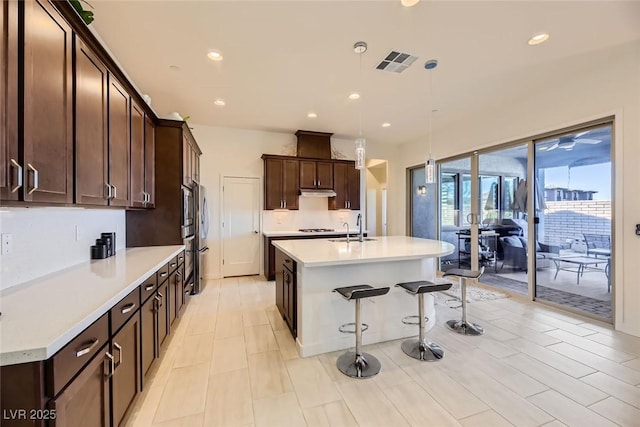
<box><xmin>284</xmin><ymin>200</ymin><xmax>287</xmax><ymax>208</ymax></box>
<box><xmin>170</xmin><ymin>262</ymin><xmax>177</xmax><ymax>268</ymax></box>
<box><xmin>176</xmin><ymin>271</ymin><xmax>182</xmax><ymax>278</ymax></box>
<box><xmin>178</xmin><ymin>256</ymin><xmax>184</xmax><ymax>262</ymax></box>
<box><xmin>120</xmin><ymin>303</ymin><xmax>136</xmax><ymax>314</ymax></box>
<box><xmin>104</xmin><ymin>352</ymin><xmax>115</xmax><ymax>378</ymax></box>
<box><xmin>159</xmin><ymin>272</ymin><xmax>168</xmax><ymax>278</ymax></box>
<box><xmin>27</xmin><ymin>163</ymin><xmax>39</xmax><ymax>195</ymax></box>
<box><xmin>348</xmin><ymin>201</ymin><xmax>351</xmax><ymax>209</ymax></box>
<box><xmin>106</xmin><ymin>183</ymin><xmax>112</xmax><ymax>199</ymax></box>
<box><xmin>9</xmin><ymin>159</ymin><xmax>22</xmax><ymax>192</ymax></box>
<box><xmin>280</xmin><ymin>200</ymin><xmax>284</xmax><ymax>209</ymax></box>
<box><xmin>113</xmin><ymin>342</ymin><xmax>123</xmax><ymax>368</ymax></box>
<box><xmin>112</xmin><ymin>184</ymin><xmax>117</xmax><ymax>199</ymax></box>
<box><xmin>318</xmin><ymin>180</ymin><xmax>321</xmax><ymax>186</ymax></box>
<box><xmin>76</xmin><ymin>339</ymin><xmax>100</xmax><ymax>357</ymax></box>
<box><xmin>145</xmin><ymin>284</ymin><xmax>155</xmax><ymax>291</ymax></box>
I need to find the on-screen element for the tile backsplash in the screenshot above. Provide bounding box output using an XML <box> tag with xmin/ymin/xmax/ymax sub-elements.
<box><xmin>0</xmin><ymin>207</ymin><xmax>125</xmax><ymax>291</ymax></box>
<box><xmin>262</xmin><ymin>197</ymin><xmax>361</xmax><ymax>232</ymax></box>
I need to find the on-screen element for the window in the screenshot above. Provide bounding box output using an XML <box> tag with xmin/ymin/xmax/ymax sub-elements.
<box><xmin>440</xmin><ymin>173</ymin><xmax>458</xmax><ymax>226</ymax></box>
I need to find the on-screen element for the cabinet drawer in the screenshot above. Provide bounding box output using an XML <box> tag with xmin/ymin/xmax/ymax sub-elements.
<box><xmin>157</xmin><ymin>262</ymin><xmax>170</xmax><ymax>284</ymax></box>
<box><xmin>110</xmin><ymin>288</ymin><xmax>140</xmax><ymax>334</ymax></box>
<box><xmin>139</xmin><ymin>273</ymin><xmax>158</xmax><ymax>303</ymax></box>
<box><xmin>168</xmin><ymin>255</ymin><xmax>179</xmax><ymax>273</ymax></box>
<box><xmin>176</xmin><ymin>251</ymin><xmax>185</xmax><ymax>266</ymax></box>
<box><xmin>47</xmin><ymin>313</ymin><xmax>109</xmax><ymax>397</ymax></box>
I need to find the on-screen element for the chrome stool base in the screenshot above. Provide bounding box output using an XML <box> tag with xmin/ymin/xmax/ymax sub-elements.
<box><xmin>446</xmin><ymin>319</ymin><xmax>484</xmax><ymax>336</ymax></box>
<box><xmin>401</xmin><ymin>338</ymin><xmax>444</xmax><ymax>361</ymax></box>
<box><xmin>336</xmin><ymin>351</ymin><xmax>381</xmax><ymax>378</ymax></box>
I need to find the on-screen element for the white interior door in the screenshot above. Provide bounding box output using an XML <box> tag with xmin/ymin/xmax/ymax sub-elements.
<box><xmin>222</xmin><ymin>177</ymin><xmax>260</xmax><ymax>277</ymax></box>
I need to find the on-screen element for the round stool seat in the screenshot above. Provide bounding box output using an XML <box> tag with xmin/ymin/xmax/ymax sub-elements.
<box><xmin>333</xmin><ymin>284</ymin><xmax>390</xmax><ymax>300</ymax></box>
<box><xmin>443</xmin><ymin>268</ymin><xmax>483</xmax><ymax>279</ymax></box>
<box><xmin>396</xmin><ymin>280</ymin><xmax>452</xmax><ymax>294</ymax></box>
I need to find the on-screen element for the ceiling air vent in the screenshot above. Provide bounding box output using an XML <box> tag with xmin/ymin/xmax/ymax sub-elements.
<box><xmin>376</xmin><ymin>50</ymin><xmax>418</xmax><ymax>73</ymax></box>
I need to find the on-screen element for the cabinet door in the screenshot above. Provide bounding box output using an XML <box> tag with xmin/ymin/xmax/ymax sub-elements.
<box><xmin>140</xmin><ymin>296</ymin><xmax>157</xmax><ymax>383</ymax></box>
<box><xmin>157</xmin><ymin>281</ymin><xmax>169</xmax><ymax>348</ymax></box>
<box><xmin>264</xmin><ymin>158</ymin><xmax>283</xmax><ymax>210</ymax></box>
<box><xmin>182</xmin><ymin>136</ymin><xmax>191</xmax><ymax>187</ymax></box>
<box><xmin>168</xmin><ymin>270</ymin><xmax>177</xmax><ymax>326</ymax></box>
<box><xmin>49</xmin><ymin>349</ymin><xmax>111</xmax><ymax>427</ymax></box>
<box><xmin>144</xmin><ymin>115</ymin><xmax>155</xmax><ymax>208</ymax></box>
<box><xmin>23</xmin><ymin>0</ymin><xmax>73</xmax><ymax>203</ymax></box>
<box><xmin>282</xmin><ymin>159</ymin><xmax>299</xmax><ymax>210</ymax></box>
<box><xmin>0</xmin><ymin>0</ymin><xmax>19</xmax><ymax>201</ymax></box>
<box><xmin>130</xmin><ymin>101</ymin><xmax>145</xmax><ymax>208</ymax></box>
<box><xmin>299</xmin><ymin>161</ymin><xmax>316</xmax><ymax>188</ymax></box>
<box><xmin>108</xmin><ymin>76</ymin><xmax>130</xmax><ymax>207</ymax></box>
<box><xmin>75</xmin><ymin>39</ymin><xmax>108</xmax><ymax>205</ymax></box>
<box><xmin>329</xmin><ymin>163</ymin><xmax>348</xmax><ymax>210</ymax></box>
<box><xmin>316</xmin><ymin>161</ymin><xmax>333</xmax><ymax>189</ymax></box>
<box><xmin>176</xmin><ymin>264</ymin><xmax>185</xmax><ymax>316</ymax></box>
<box><xmin>193</xmin><ymin>150</ymin><xmax>200</xmax><ymax>183</ymax></box>
<box><xmin>287</xmin><ymin>268</ymin><xmax>296</xmax><ymax>336</ymax></box>
<box><xmin>347</xmin><ymin>166</ymin><xmax>361</xmax><ymax>210</ymax></box>
<box><xmin>112</xmin><ymin>313</ymin><xmax>141</xmax><ymax>427</ymax></box>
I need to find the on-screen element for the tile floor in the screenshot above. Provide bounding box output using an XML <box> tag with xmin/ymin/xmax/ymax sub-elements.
<box><xmin>125</xmin><ymin>275</ymin><xmax>640</xmax><ymax>427</ymax></box>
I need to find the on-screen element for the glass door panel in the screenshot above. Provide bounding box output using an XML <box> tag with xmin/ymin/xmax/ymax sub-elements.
<box><xmin>534</xmin><ymin>124</ymin><xmax>613</xmax><ymax>320</ymax></box>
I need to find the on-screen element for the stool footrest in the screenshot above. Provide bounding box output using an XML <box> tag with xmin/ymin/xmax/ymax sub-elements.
<box><xmin>338</xmin><ymin>322</ymin><xmax>369</xmax><ymax>334</ymax></box>
<box><xmin>401</xmin><ymin>315</ymin><xmax>429</xmax><ymax>326</ymax></box>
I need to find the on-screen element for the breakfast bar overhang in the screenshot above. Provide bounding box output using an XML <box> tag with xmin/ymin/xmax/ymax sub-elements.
<box><xmin>272</xmin><ymin>236</ymin><xmax>455</xmax><ymax>357</ymax></box>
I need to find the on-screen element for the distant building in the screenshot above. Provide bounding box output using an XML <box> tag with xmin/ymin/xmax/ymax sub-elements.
<box><xmin>544</xmin><ymin>187</ymin><xmax>597</xmax><ymax>201</ymax></box>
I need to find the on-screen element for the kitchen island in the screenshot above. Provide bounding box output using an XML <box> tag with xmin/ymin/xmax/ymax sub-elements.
<box><xmin>272</xmin><ymin>236</ymin><xmax>454</xmax><ymax>357</ymax></box>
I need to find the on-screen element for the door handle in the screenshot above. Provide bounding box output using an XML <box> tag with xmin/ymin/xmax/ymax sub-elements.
<box><xmin>145</xmin><ymin>284</ymin><xmax>155</xmax><ymax>291</ymax></box>
<box><xmin>104</xmin><ymin>352</ymin><xmax>115</xmax><ymax>378</ymax></box>
<box><xmin>112</xmin><ymin>184</ymin><xmax>117</xmax><ymax>200</ymax></box>
<box><xmin>27</xmin><ymin>163</ymin><xmax>39</xmax><ymax>195</ymax></box>
<box><xmin>9</xmin><ymin>159</ymin><xmax>22</xmax><ymax>192</ymax></box>
<box><xmin>106</xmin><ymin>182</ymin><xmax>112</xmax><ymax>199</ymax></box>
<box><xmin>113</xmin><ymin>342</ymin><xmax>122</xmax><ymax>368</ymax></box>
<box><xmin>466</xmin><ymin>213</ymin><xmax>474</xmax><ymax>224</ymax></box>
<box><xmin>75</xmin><ymin>339</ymin><xmax>100</xmax><ymax>358</ymax></box>
<box><xmin>120</xmin><ymin>303</ymin><xmax>136</xmax><ymax>314</ymax></box>
<box><xmin>253</xmin><ymin>230</ymin><xmax>259</xmax><ymax>234</ymax></box>
<box><xmin>283</xmin><ymin>200</ymin><xmax>287</xmax><ymax>208</ymax></box>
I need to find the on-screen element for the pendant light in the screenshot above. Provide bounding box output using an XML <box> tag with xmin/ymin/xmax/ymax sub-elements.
<box><xmin>354</xmin><ymin>41</ymin><xmax>367</xmax><ymax>170</ymax></box>
<box><xmin>425</xmin><ymin>59</ymin><xmax>438</xmax><ymax>184</ymax></box>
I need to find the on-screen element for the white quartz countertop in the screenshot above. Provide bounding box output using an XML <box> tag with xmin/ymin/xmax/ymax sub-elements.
<box><xmin>272</xmin><ymin>236</ymin><xmax>454</xmax><ymax>267</ymax></box>
<box><xmin>263</xmin><ymin>230</ymin><xmax>369</xmax><ymax>237</ymax></box>
<box><xmin>0</xmin><ymin>245</ymin><xmax>184</xmax><ymax>366</ymax></box>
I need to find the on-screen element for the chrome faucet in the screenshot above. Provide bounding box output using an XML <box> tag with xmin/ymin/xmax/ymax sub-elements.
<box><xmin>343</xmin><ymin>222</ymin><xmax>350</xmax><ymax>243</ymax></box>
<box><xmin>356</xmin><ymin>213</ymin><xmax>364</xmax><ymax>242</ymax></box>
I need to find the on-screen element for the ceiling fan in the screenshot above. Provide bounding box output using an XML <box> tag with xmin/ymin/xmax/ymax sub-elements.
<box><xmin>540</xmin><ymin>131</ymin><xmax>602</xmax><ymax>151</ymax></box>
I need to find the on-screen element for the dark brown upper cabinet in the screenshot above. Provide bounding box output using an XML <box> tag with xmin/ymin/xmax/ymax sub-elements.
<box><xmin>299</xmin><ymin>160</ymin><xmax>333</xmax><ymax>190</ymax></box>
<box><xmin>0</xmin><ymin>0</ymin><xmax>19</xmax><ymax>201</ymax></box>
<box><xmin>22</xmin><ymin>0</ymin><xmax>73</xmax><ymax>203</ymax></box>
<box><xmin>144</xmin><ymin>115</ymin><xmax>156</xmax><ymax>208</ymax></box>
<box><xmin>329</xmin><ymin>161</ymin><xmax>360</xmax><ymax>210</ymax></box>
<box><xmin>130</xmin><ymin>100</ymin><xmax>145</xmax><ymax>208</ymax></box>
<box><xmin>75</xmin><ymin>39</ymin><xmax>109</xmax><ymax>206</ymax></box>
<box><xmin>263</xmin><ymin>156</ymin><xmax>299</xmax><ymax>210</ymax></box>
<box><xmin>108</xmin><ymin>76</ymin><xmax>131</xmax><ymax>207</ymax></box>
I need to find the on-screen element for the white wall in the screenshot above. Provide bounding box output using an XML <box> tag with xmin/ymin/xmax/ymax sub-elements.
<box><xmin>0</xmin><ymin>208</ymin><xmax>126</xmax><ymax>290</ymax></box>
<box><xmin>392</xmin><ymin>40</ymin><xmax>640</xmax><ymax>336</ymax></box>
<box><xmin>190</xmin><ymin>126</ymin><xmax>394</xmax><ymax>279</ymax></box>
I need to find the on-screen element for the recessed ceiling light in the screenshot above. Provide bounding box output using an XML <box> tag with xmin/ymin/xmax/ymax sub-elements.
<box><xmin>401</xmin><ymin>0</ymin><xmax>420</xmax><ymax>7</ymax></box>
<box><xmin>349</xmin><ymin>92</ymin><xmax>360</xmax><ymax>100</ymax></box>
<box><xmin>382</xmin><ymin>122</ymin><xmax>391</xmax><ymax>128</ymax></box>
<box><xmin>528</xmin><ymin>33</ymin><xmax>549</xmax><ymax>45</ymax></box>
<box><xmin>214</xmin><ymin>99</ymin><xmax>226</xmax><ymax>106</ymax></box>
<box><xmin>207</xmin><ymin>50</ymin><xmax>223</xmax><ymax>61</ymax></box>
<box><xmin>307</xmin><ymin>112</ymin><xmax>317</xmax><ymax>118</ymax></box>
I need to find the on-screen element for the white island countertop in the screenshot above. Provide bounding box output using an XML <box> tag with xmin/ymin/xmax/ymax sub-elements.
<box><xmin>0</xmin><ymin>245</ymin><xmax>184</xmax><ymax>366</ymax></box>
<box><xmin>272</xmin><ymin>236</ymin><xmax>454</xmax><ymax>267</ymax></box>
<box><xmin>263</xmin><ymin>230</ymin><xmax>368</xmax><ymax>237</ymax></box>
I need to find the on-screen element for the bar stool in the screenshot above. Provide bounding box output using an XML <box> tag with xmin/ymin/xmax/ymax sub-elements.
<box><xmin>333</xmin><ymin>284</ymin><xmax>390</xmax><ymax>378</ymax></box>
<box><xmin>395</xmin><ymin>280</ymin><xmax>453</xmax><ymax>361</ymax></box>
<box><xmin>443</xmin><ymin>267</ymin><xmax>485</xmax><ymax>336</ymax></box>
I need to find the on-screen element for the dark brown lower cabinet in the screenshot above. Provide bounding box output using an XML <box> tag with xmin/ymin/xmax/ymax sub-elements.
<box><xmin>275</xmin><ymin>249</ymin><xmax>297</xmax><ymax>337</ymax></box>
<box><xmin>111</xmin><ymin>314</ymin><xmax>140</xmax><ymax>427</ymax></box>
<box><xmin>169</xmin><ymin>270</ymin><xmax>178</xmax><ymax>326</ymax></box>
<box><xmin>48</xmin><ymin>346</ymin><xmax>111</xmax><ymax>427</ymax></box>
<box><xmin>140</xmin><ymin>295</ymin><xmax>156</xmax><ymax>381</ymax></box>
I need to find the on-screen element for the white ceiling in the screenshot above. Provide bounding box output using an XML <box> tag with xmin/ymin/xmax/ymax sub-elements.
<box><xmin>90</xmin><ymin>1</ymin><xmax>640</xmax><ymax>145</ymax></box>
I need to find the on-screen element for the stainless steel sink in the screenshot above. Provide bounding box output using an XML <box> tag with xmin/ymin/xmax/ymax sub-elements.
<box><xmin>328</xmin><ymin>238</ymin><xmax>377</xmax><ymax>242</ymax></box>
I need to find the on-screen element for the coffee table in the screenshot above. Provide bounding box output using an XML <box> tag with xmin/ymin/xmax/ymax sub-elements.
<box><xmin>549</xmin><ymin>256</ymin><xmax>607</xmax><ymax>285</ymax></box>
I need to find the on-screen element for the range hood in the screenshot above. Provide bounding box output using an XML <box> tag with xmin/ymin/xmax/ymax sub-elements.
<box><xmin>299</xmin><ymin>189</ymin><xmax>337</xmax><ymax>197</ymax></box>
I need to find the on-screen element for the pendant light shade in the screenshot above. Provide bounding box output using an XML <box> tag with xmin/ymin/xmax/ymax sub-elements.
<box><xmin>425</xmin><ymin>156</ymin><xmax>436</xmax><ymax>184</ymax></box>
<box><xmin>355</xmin><ymin>137</ymin><xmax>366</xmax><ymax>170</ymax></box>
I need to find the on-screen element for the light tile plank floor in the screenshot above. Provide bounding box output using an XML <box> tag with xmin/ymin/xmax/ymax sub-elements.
<box><xmin>125</xmin><ymin>276</ymin><xmax>640</xmax><ymax>427</ymax></box>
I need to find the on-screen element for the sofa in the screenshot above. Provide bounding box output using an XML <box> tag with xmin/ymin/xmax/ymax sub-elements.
<box><xmin>499</xmin><ymin>236</ymin><xmax>560</xmax><ymax>271</ymax></box>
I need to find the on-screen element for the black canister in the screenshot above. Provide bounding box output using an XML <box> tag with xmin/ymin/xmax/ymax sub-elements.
<box><xmin>96</xmin><ymin>238</ymin><xmax>111</xmax><ymax>257</ymax></box>
<box><xmin>91</xmin><ymin>244</ymin><xmax>108</xmax><ymax>259</ymax></box>
<box><xmin>101</xmin><ymin>232</ymin><xmax>116</xmax><ymax>256</ymax></box>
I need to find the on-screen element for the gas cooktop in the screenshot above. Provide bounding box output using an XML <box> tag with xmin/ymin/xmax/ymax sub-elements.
<box><xmin>298</xmin><ymin>228</ymin><xmax>335</xmax><ymax>233</ymax></box>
